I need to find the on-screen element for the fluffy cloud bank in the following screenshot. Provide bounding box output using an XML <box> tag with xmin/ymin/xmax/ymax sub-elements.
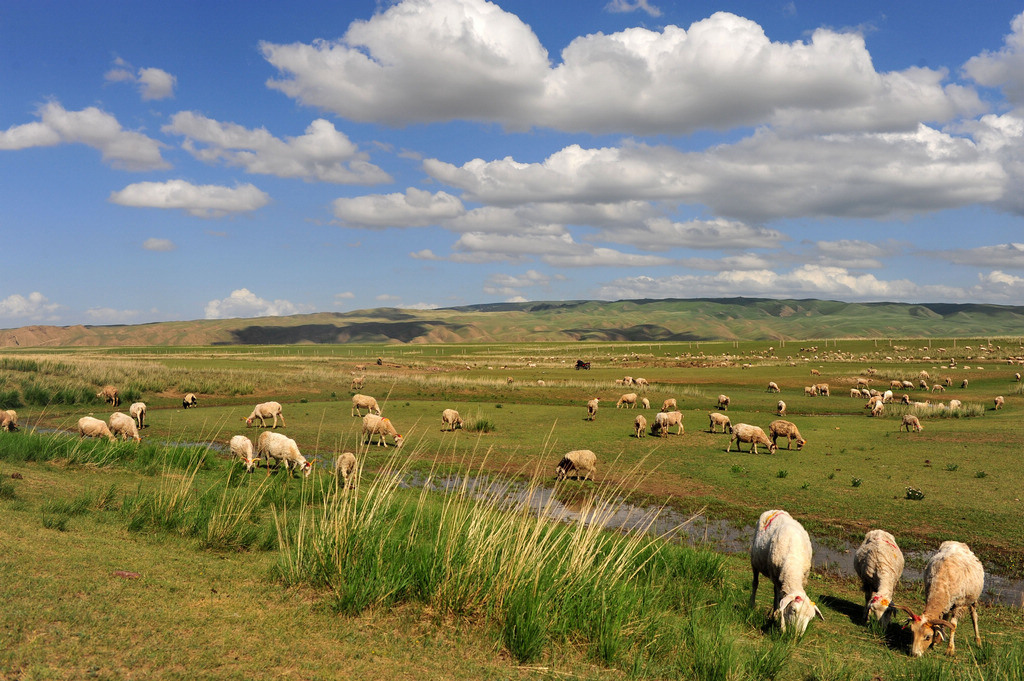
<box><xmin>0</xmin><ymin>292</ymin><xmax>61</xmax><ymax>321</ymax></box>
<box><xmin>261</xmin><ymin>1</ymin><xmax>979</xmax><ymax>135</ymax></box>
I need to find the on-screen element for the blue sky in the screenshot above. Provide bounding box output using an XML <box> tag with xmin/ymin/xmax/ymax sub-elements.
<box><xmin>3</xmin><ymin>0</ymin><xmax>1024</xmax><ymax>326</ymax></box>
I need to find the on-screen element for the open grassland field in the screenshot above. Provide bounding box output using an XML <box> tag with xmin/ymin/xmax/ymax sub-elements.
<box><xmin>3</xmin><ymin>337</ymin><xmax>1024</xmax><ymax>679</ymax></box>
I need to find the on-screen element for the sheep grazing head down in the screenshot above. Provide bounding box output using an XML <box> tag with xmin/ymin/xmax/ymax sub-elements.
<box><xmin>778</xmin><ymin>593</ymin><xmax>824</xmax><ymax>635</ymax></box>
<box><xmin>898</xmin><ymin>607</ymin><xmax>951</xmax><ymax>657</ymax></box>
<box><xmin>867</xmin><ymin>595</ymin><xmax>894</xmax><ymax>625</ymax></box>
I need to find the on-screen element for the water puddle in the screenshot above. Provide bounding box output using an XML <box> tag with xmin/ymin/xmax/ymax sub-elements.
<box><xmin>402</xmin><ymin>473</ymin><xmax>1024</xmax><ymax>608</ymax></box>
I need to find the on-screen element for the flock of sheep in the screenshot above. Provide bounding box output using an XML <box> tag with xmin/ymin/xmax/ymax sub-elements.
<box><xmin>32</xmin><ymin>360</ymin><xmax>1008</xmax><ymax>658</ymax></box>
<box><xmin>752</xmin><ymin>508</ymin><xmax>984</xmax><ymax>657</ymax></box>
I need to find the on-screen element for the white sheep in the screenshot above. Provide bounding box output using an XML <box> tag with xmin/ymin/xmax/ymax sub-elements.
<box><xmin>776</xmin><ymin>400</ymin><xmax>787</xmax><ymax>416</ymax></box>
<box><xmin>1</xmin><ymin>409</ymin><xmax>18</xmax><ymax>431</ymax></box>
<box><xmin>350</xmin><ymin>375</ymin><xmax>365</xmax><ymax>391</ymax></box>
<box><xmin>96</xmin><ymin>384</ymin><xmax>120</xmax><ymax>407</ymax></box>
<box><xmin>661</xmin><ymin>398</ymin><xmax>677</xmax><ymax>411</ymax></box>
<box><xmin>634</xmin><ymin>377</ymin><xmax>649</xmax><ymax>391</ymax></box>
<box><xmin>897</xmin><ymin>541</ymin><xmax>984</xmax><ymax>657</ymax></box>
<box><xmin>129</xmin><ymin>402</ymin><xmax>146</xmax><ymax>429</ymax></box>
<box><xmin>815</xmin><ymin>383</ymin><xmax>830</xmax><ymax>397</ymax></box>
<box><xmin>749</xmin><ymin>509</ymin><xmax>824</xmax><ymax>635</ymax></box>
<box><xmin>361</xmin><ymin>414</ymin><xmax>404</xmax><ymax>448</ymax></box>
<box><xmin>653</xmin><ymin>410</ymin><xmax>683</xmax><ymax>436</ymax></box>
<box><xmin>708</xmin><ymin>412</ymin><xmax>732</xmax><ymax>433</ymax></box>
<box><xmin>931</xmin><ymin>384</ymin><xmax>945</xmax><ymax>393</ymax></box>
<box><xmin>883</xmin><ymin>389</ymin><xmax>894</xmax><ymax>403</ymax></box>
<box><xmin>245</xmin><ymin>401</ymin><xmax>286</xmax><ymax>428</ymax></box>
<box><xmin>586</xmin><ymin>398</ymin><xmax>599</xmax><ymax>421</ymax></box>
<box><xmin>182</xmin><ymin>393</ymin><xmax>198</xmax><ymax>409</ymax></box>
<box><xmin>728</xmin><ymin>424</ymin><xmax>777</xmax><ymax>454</ymax></box>
<box><xmin>350</xmin><ymin>394</ymin><xmax>381</xmax><ymax>417</ymax></box>
<box><xmin>961</xmin><ymin>379</ymin><xmax>969</xmax><ymax>389</ymax></box>
<box><xmin>77</xmin><ymin>416</ymin><xmax>116</xmax><ymax>441</ymax></box>
<box><xmin>948</xmin><ymin>399</ymin><xmax>962</xmax><ymax>410</ymax></box>
<box><xmin>849</xmin><ymin>388</ymin><xmax>861</xmax><ymax>398</ymax></box>
<box><xmin>555</xmin><ymin>449</ymin><xmax>597</xmax><ymax>481</ymax></box>
<box><xmin>640</xmin><ymin>397</ymin><xmax>650</xmax><ymax>409</ymax></box>
<box><xmin>441</xmin><ymin>408</ymin><xmax>464</xmax><ymax>431</ymax></box>
<box><xmin>804</xmin><ymin>385</ymin><xmax>818</xmax><ymax>397</ymax></box>
<box><xmin>717</xmin><ymin>394</ymin><xmax>730</xmax><ymax>410</ymax></box>
<box><xmin>994</xmin><ymin>395</ymin><xmax>1004</xmax><ymax>410</ymax></box>
<box><xmin>870</xmin><ymin>401</ymin><xmax>884</xmax><ymax>417</ymax></box>
<box><xmin>634</xmin><ymin>414</ymin><xmax>647</xmax><ymax>439</ymax></box>
<box><xmin>109</xmin><ymin>412</ymin><xmax>141</xmax><ymax>442</ymax></box>
<box><xmin>854</xmin><ymin>529</ymin><xmax>905</xmax><ymax>627</ymax></box>
<box><xmin>616</xmin><ymin>392</ymin><xmax>638</xmax><ymax>408</ymax></box>
<box><xmin>767</xmin><ymin>381</ymin><xmax>781</xmax><ymax>393</ymax></box>
<box><xmin>901</xmin><ymin>414</ymin><xmax>924</xmax><ymax>432</ymax></box>
<box><xmin>769</xmin><ymin>420</ymin><xmax>806</xmax><ymax>450</ymax></box>
<box><xmin>256</xmin><ymin>431</ymin><xmax>311</xmax><ymax>477</ymax></box>
<box><xmin>335</xmin><ymin>451</ymin><xmax>357</xmax><ymax>488</ymax></box>
<box><xmin>230</xmin><ymin>434</ymin><xmax>257</xmax><ymax>472</ymax></box>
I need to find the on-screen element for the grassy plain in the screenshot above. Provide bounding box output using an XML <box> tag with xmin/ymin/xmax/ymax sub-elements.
<box><xmin>2</xmin><ymin>337</ymin><xmax>1024</xmax><ymax>679</ymax></box>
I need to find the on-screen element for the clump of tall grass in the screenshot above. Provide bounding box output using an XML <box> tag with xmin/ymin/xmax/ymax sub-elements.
<box><xmin>20</xmin><ymin>380</ymin><xmax>98</xmax><ymax>406</ymax></box>
<box><xmin>0</xmin><ymin>389</ymin><xmax>23</xmax><ymax>409</ymax></box>
<box><xmin>274</xmin><ymin>448</ymin><xmax>732</xmax><ymax>667</ymax></box>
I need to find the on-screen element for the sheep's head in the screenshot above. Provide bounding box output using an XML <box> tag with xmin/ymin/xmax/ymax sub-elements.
<box><xmin>777</xmin><ymin>593</ymin><xmax>824</xmax><ymax>635</ymax></box>
<box><xmin>897</xmin><ymin>606</ymin><xmax>951</xmax><ymax>657</ymax></box>
<box><xmin>767</xmin><ymin>442</ymin><xmax>778</xmax><ymax>454</ymax></box>
<box><xmin>244</xmin><ymin>417</ymin><xmax>253</xmax><ymax>427</ymax></box>
<box><xmin>394</xmin><ymin>434</ymin><xmax>404</xmax><ymax>448</ymax></box>
<box><xmin>301</xmin><ymin>460</ymin><xmax>313</xmax><ymax>478</ymax></box>
<box><xmin>867</xmin><ymin>595</ymin><xmax>894</xmax><ymax>626</ymax></box>
<box><xmin>796</xmin><ymin>438</ymin><xmax>807</xmax><ymax>450</ymax></box>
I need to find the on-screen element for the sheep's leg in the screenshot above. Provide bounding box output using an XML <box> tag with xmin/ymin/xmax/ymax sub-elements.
<box><xmin>279</xmin><ymin>413</ymin><xmax>286</xmax><ymax>428</ymax></box>
<box><xmin>749</xmin><ymin>570</ymin><xmax>759</xmax><ymax>609</ymax></box>
<box><xmin>969</xmin><ymin>604</ymin><xmax>981</xmax><ymax>646</ymax></box>
<box><xmin>945</xmin><ymin>618</ymin><xmax>959</xmax><ymax>656</ymax></box>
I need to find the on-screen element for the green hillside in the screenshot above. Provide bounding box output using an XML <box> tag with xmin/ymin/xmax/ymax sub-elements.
<box><xmin>3</xmin><ymin>297</ymin><xmax>1024</xmax><ymax>347</ymax></box>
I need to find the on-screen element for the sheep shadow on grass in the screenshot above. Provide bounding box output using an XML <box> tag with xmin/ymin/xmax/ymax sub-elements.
<box><xmin>816</xmin><ymin>594</ymin><xmax>909</xmax><ymax>652</ymax></box>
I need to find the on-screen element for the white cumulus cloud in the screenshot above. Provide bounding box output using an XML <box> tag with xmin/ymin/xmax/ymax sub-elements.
<box><xmin>0</xmin><ymin>292</ymin><xmax>61</xmax><ymax>321</ymax></box>
<box><xmin>105</xmin><ymin>59</ymin><xmax>177</xmax><ymax>100</ymax></box>
<box><xmin>164</xmin><ymin>112</ymin><xmax>391</xmax><ymax>184</ymax></box>
<box><xmin>109</xmin><ymin>180</ymin><xmax>270</xmax><ymax>218</ymax></box>
<box><xmin>332</xmin><ymin>187</ymin><xmax>465</xmax><ymax>228</ymax></box>
<box><xmin>204</xmin><ymin>288</ymin><xmax>312</xmax><ymax>319</ymax></box>
<box><xmin>0</xmin><ymin>101</ymin><xmax>167</xmax><ymax>170</ymax></box>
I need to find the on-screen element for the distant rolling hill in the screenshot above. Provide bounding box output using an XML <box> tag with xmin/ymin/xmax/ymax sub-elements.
<box><xmin>3</xmin><ymin>298</ymin><xmax>1024</xmax><ymax>347</ymax></box>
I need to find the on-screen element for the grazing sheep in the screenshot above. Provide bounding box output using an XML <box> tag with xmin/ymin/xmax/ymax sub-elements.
<box><xmin>897</xmin><ymin>541</ymin><xmax>984</xmax><ymax>657</ymax></box>
<box><xmin>901</xmin><ymin>393</ymin><xmax>912</xmax><ymax>405</ymax></box>
<box><xmin>945</xmin><ymin>377</ymin><xmax>953</xmax><ymax>387</ymax></box>
<box><xmin>109</xmin><ymin>412</ymin><xmax>141</xmax><ymax>442</ymax></box>
<box><xmin>555</xmin><ymin>449</ymin><xmax>597</xmax><ymax>481</ymax></box>
<box><xmin>931</xmin><ymin>384</ymin><xmax>945</xmax><ymax>393</ymax></box>
<box><xmin>640</xmin><ymin>397</ymin><xmax>650</xmax><ymax>409</ymax></box>
<box><xmin>622</xmin><ymin>376</ymin><xmax>634</xmax><ymax>386</ymax></box>
<box><xmin>749</xmin><ymin>509</ymin><xmax>824</xmax><ymax>635</ymax></box>
<box><xmin>717</xmin><ymin>394</ymin><xmax>731</xmax><ymax>410</ymax></box>
<box><xmin>441</xmin><ymin>408</ymin><xmax>464</xmax><ymax>431</ymax></box>
<box><xmin>767</xmin><ymin>381</ymin><xmax>781</xmax><ymax>393</ymax></box>
<box><xmin>586</xmin><ymin>398</ymin><xmax>599</xmax><ymax>421</ymax></box>
<box><xmin>537</xmin><ymin>380</ymin><xmax>545</xmax><ymax>386</ymax></box>
<box><xmin>901</xmin><ymin>414</ymin><xmax>924</xmax><ymax>432</ymax></box>
<box><xmin>708</xmin><ymin>412</ymin><xmax>732</xmax><ymax>433</ymax></box>
<box><xmin>245</xmin><ymin>401</ymin><xmax>286</xmax><ymax>428</ymax></box>
<box><xmin>230</xmin><ymin>435</ymin><xmax>257</xmax><ymax>472</ymax></box>
<box><xmin>728</xmin><ymin>424</ymin><xmax>777</xmax><ymax>454</ymax></box>
<box><xmin>902</xmin><ymin>380</ymin><xmax>915</xmax><ymax>390</ymax></box>
<box><xmin>653</xmin><ymin>410</ymin><xmax>683</xmax><ymax>436</ymax></box>
<box><xmin>1</xmin><ymin>409</ymin><xmax>18</xmax><ymax>431</ymax></box>
<box><xmin>616</xmin><ymin>392</ymin><xmax>638</xmax><ymax>408</ymax></box>
<box><xmin>804</xmin><ymin>385</ymin><xmax>818</xmax><ymax>397</ymax></box>
<box><xmin>862</xmin><ymin>388</ymin><xmax>873</xmax><ymax>398</ymax></box>
<box><xmin>256</xmin><ymin>431</ymin><xmax>311</xmax><ymax>478</ymax></box>
<box><xmin>769</xmin><ymin>420</ymin><xmax>806</xmax><ymax>450</ymax></box>
<box><xmin>870</xmin><ymin>401</ymin><xmax>884</xmax><ymax>417</ymax></box>
<box><xmin>661</xmin><ymin>398</ymin><xmax>677</xmax><ymax>411</ymax></box>
<box><xmin>994</xmin><ymin>395</ymin><xmax>1004</xmax><ymax>410</ymax></box>
<box><xmin>350</xmin><ymin>394</ymin><xmax>381</xmax><ymax>417</ymax></box>
<box><xmin>77</xmin><ymin>416</ymin><xmax>116</xmax><ymax>441</ymax></box>
<box><xmin>815</xmin><ymin>383</ymin><xmax>830</xmax><ymax>397</ymax></box>
<box><xmin>856</xmin><ymin>378</ymin><xmax>870</xmax><ymax>388</ymax></box>
<box><xmin>335</xmin><ymin>451</ymin><xmax>357</xmax><ymax>488</ymax></box>
<box><xmin>850</xmin><ymin>388</ymin><xmax>861</xmax><ymax>398</ymax></box>
<box><xmin>634</xmin><ymin>414</ymin><xmax>647</xmax><ymax>438</ymax></box>
<box><xmin>919</xmin><ymin>379</ymin><xmax>929</xmax><ymax>390</ymax></box>
<box><xmin>506</xmin><ymin>376</ymin><xmax>514</xmax><ymax>385</ymax></box>
<box><xmin>96</xmin><ymin>385</ymin><xmax>120</xmax><ymax>407</ymax></box>
<box><xmin>129</xmin><ymin>402</ymin><xmax>146</xmax><ymax>429</ymax></box>
<box><xmin>634</xmin><ymin>377</ymin><xmax>649</xmax><ymax>391</ymax></box>
<box><xmin>883</xmin><ymin>390</ymin><xmax>894</xmax><ymax>403</ymax></box>
<box><xmin>865</xmin><ymin>395</ymin><xmax>883</xmax><ymax>410</ymax></box>
<box><xmin>854</xmin><ymin>529</ymin><xmax>905</xmax><ymax>627</ymax></box>
<box><xmin>776</xmin><ymin>400</ymin><xmax>787</xmax><ymax>416</ymax></box>
<box><xmin>1016</xmin><ymin>372</ymin><xmax>1021</xmax><ymax>382</ymax></box>
<box><xmin>350</xmin><ymin>375</ymin><xmax>365</xmax><ymax>390</ymax></box>
<box><xmin>810</xmin><ymin>369</ymin><xmax>821</xmax><ymax>376</ymax></box>
<box><xmin>961</xmin><ymin>379</ymin><xmax>969</xmax><ymax>389</ymax></box>
<box><xmin>182</xmin><ymin>393</ymin><xmax>198</xmax><ymax>409</ymax></box>
<box><xmin>361</xmin><ymin>414</ymin><xmax>404</xmax><ymax>448</ymax></box>
<box><xmin>891</xmin><ymin>380</ymin><xmax>904</xmax><ymax>390</ymax></box>
<box><xmin>948</xmin><ymin>399</ymin><xmax>962</xmax><ymax>410</ymax></box>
